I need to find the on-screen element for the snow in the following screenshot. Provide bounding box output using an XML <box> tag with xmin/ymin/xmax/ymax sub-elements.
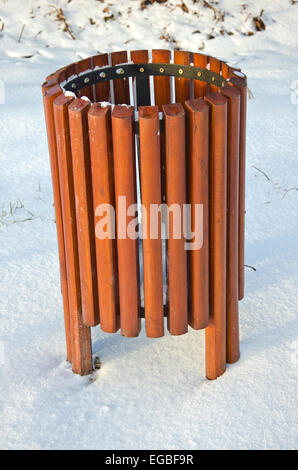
<box><xmin>0</xmin><ymin>0</ymin><xmax>297</xmax><ymax>450</ymax></box>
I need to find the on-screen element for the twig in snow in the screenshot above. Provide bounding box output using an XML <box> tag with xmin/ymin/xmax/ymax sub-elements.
<box><xmin>49</xmin><ymin>5</ymin><xmax>76</xmax><ymax>40</ymax></box>
<box><xmin>18</xmin><ymin>23</ymin><xmax>25</xmax><ymax>43</ymax></box>
<box><xmin>248</xmin><ymin>87</ymin><xmax>255</xmax><ymax>99</ymax></box>
<box><xmin>281</xmin><ymin>187</ymin><xmax>298</xmax><ymax>199</ymax></box>
<box><xmin>252</xmin><ymin>166</ymin><xmax>270</xmax><ymax>181</ymax></box>
<box><xmin>253</xmin><ymin>10</ymin><xmax>266</xmax><ymax>31</ymax></box>
<box><xmin>245</xmin><ymin>264</ymin><xmax>257</xmax><ymax>271</ymax></box>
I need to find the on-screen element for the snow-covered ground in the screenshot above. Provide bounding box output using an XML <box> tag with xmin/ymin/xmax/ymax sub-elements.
<box><xmin>0</xmin><ymin>0</ymin><xmax>297</xmax><ymax>450</ymax></box>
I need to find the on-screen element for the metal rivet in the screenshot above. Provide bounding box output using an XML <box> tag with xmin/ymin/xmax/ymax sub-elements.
<box><xmin>117</xmin><ymin>68</ymin><xmax>125</xmax><ymax>75</ymax></box>
<box><xmin>139</xmin><ymin>67</ymin><xmax>144</xmax><ymax>73</ymax></box>
<box><xmin>84</xmin><ymin>77</ymin><xmax>90</xmax><ymax>84</ymax></box>
<box><xmin>159</xmin><ymin>67</ymin><xmax>164</xmax><ymax>73</ymax></box>
<box><xmin>222</xmin><ymin>81</ymin><xmax>225</xmax><ymax>87</ymax></box>
<box><xmin>99</xmin><ymin>72</ymin><xmax>106</xmax><ymax>78</ymax></box>
<box><xmin>71</xmin><ymin>83</ymin><xmax>77</xmax><ymax>89</ymax></box>
<box><xmin>212</xmin><ymin>76</ymin><xmax>215</xmax><ymax>82</ymax></box>
<box><xmin>178</xmin><ymin>68</ymin><xmax>183</xmax><ymax>75</ymax></box>
<box><xmin>197</xmin><ymin>71</ymin><xmax>202</xmax><ymax>77</ymax></box>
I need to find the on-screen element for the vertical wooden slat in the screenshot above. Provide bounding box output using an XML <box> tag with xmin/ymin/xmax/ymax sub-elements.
<box><xmin>174</xmin><ymin>50</ymin><xmax>191</xmax><ymax>104</ymax></box>
<box><xmin>185</xmin><ymin>98</ymin><xmax>209</xmax><ymax>330</ymax></box>
<box><xmin>152</xmin><ymin>49</ymin><xmax>171</xmax><ymax>111</ymax></box>
<box><xmin>69</xmin><ymin>99</ymin><xmax>100</xmax><ymax>327</ymax></box>
<box><xmin>204</xmin><ymin>93</ymin><xmax>227</xmax><ymax>380</ymax></box>
<box><xmin>152</xmin><ymin>50</ymin><xmax>170</xmax><ymax>207</ymax></box>
<box><xmin>111</xmin><ymin>51</ymin><xmax>130</xmax><ymax>104</ymax></box>
<box><xmin>88</xmin><ymin>104</ymin><xmax>120</xmax><ymax>333</ymax></box>
<box><xmin>139</xmin><ymin>106</ymin><xmax>164</xmax><ymax>338</ymax></box>
<box><xmin>229</xmin><ymin>76</ymin><xmax>247</xmax><ymax>300</ymax></box>
<box><xmin>112</xmin><ymin>106</ymin><xmax>140</xmax><ymax>337</ymax></box>
<box><xmin>93</xmin><ymin>53</ymin><xmax>111</xmax><ymax>102</ymax></box>
<box><xmin>42</xmin><ymin>75</ymin><xmax>59</xmax><ymax>91</ymax></box>
<box><xmin>229</xmin><ymin>66</ymin><xmax>242</xmax><ymax>79</ymax></box>
<box><xmin>43</xmin><ymin>84</ymin><xmax>72</xmax><ymax>363</ymax></box>
<box><xmin>163</xmin><ymin>103</ymin><xmax>188</xmax><ymax>336</ymax></box>
<box><xmin>54</xmin><ymin>95</ymin><xmax>93</xmax><ymax>375</ymax></box>
<box><xmin>64</xmin><ymin>62</ymin><xmax>77</xmax><ymax>81</ymax></box>
<box><xmin>75</xmin><ymin>57</ymin><xmax>94</xmax><ymax>101</ymax></box>
<box><xmin>221</xmin><ymin>61</ymin><xmax>229</xmax><ymax>80</ymax></box>
<box><xmin>193</xmin><ymin>53</ymin><xmax>208</xmax><ymax>98</ymax></box>
<box><xmin>220</xmin><ymin>85</ymin><xmax>241</xmax><ymax>364</ymax></box>
<box><xmin>209</xmin><ymin>56</ymin><xmax>221</xmax><ymax>93</ymax></box>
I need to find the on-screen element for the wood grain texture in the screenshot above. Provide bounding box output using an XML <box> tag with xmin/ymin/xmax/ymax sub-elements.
<box><xmin>111</xmin><ymin>51</ymin><xmax>130</xmax><ymax>105</ymax></box>
<box><xmin>112</xmin><ymin>106</ymin><xmax>140</xmax><ymax>337</ymax></box>
<box><xmin>43</xmin><ymin>84</ymin><xmax>72</xmax><ymax>363</ymax></box>
<box><xmin>163</xmin><ymin>103</ymin><xmax>188</xmax><ymax>336</ymax></box>
<box><xmin>152</xmin><ymin>49</ymin><xmax>171</xmax><ymax>111</ymax></box>
<box><xmin>204</xmin><ymin>93</ymin><xmax>227</xmax><ymax>380</ymax></box>
<box><xmin>174</xmin><ymin>50</ymin><xmax>192</xmax><ymax>104</ymax></box>
<box><xmin>220</xmin><ymin>85</ymin><xmax>241</xmax><ymax>363</ymax></box>
<box><xmin>93</xmin><ymin>53</ymin><xmax>111</xmax><ymax>102</ymax></box>
<box><xmin>185</xmin><ymin>98</ymin><xmax>209</xmax><ymax>330</ymax></box>
<box><xmin>193</xmin><ymin>53</ymin><xmax>208</xmax><ymax>98</ymax></box>
<box><xmin>229</xmin><ymin>76</ymin><xmax>247</xmax><ymax>301</ymax></box>
<box><xmin>69</xmin><ymin>99</ymin><xmax>100</xmax><ymax>327</ymax></box>
<box><xmin>88</xmin><ymin>104</ymin><xmax>120</xmax><ymax>333</ymax></box>
<box><xmin>139</xmin><ymin>106</ymin><xmax>164</xmax><ymax>337</ymax></box>
<box><xmin>54</xmin><ymin>94</ymin><xmax>93</xmax><ymax>375</ymax></box>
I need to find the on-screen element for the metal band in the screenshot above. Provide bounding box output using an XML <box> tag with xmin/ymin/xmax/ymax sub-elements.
<box><xmin>64</xmin><ymin>63</ymin><xmax>228</xmax><ymax>92</ymax></box>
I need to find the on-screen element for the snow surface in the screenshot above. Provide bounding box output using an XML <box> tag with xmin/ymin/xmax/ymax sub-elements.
<box><xmin>0</xmin><ymin>0</ymin><xmax>297</xmax><ymax>450</ymax></box>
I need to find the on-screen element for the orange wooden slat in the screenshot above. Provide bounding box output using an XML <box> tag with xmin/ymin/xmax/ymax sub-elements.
<box><xmin>163</xmin><ymin>103</ymin><xmax>188</xmax><ymax>336</ymax></box>
<box><xmin>111</xmin><ymin>106</ymin><xmax>140</xmax><ymax>336</ymax></box>
<box><xmin>64</xmin><ymin>62</ymin><xmax>77</xmax><ymax>81</ymax></box>
<box><xmin>88</xmin><ymin>104</ymin><xmax>120</xmax><ymax>333</ymax></box>
<box><xmin>221</xmin><ymin>61</ymin><xmax>229</xmax><ymax>80</ymax></box>
<box><xmin>220</xmin><ymin>85</ymin><xmax>241</xmax><ymax>364</ymax></box>
<box><xmin>75</xmin><ymin>57</ymin><xmax>94</xmax><ymax>100</ymax></box>
<box><xmin>54</xmin><ymin>95</ymin><xmax>93</xmax><ymax>375</ymax></box>
<box><xmin>111</xmin><ymin>51</ymin><xmax>130</xmax><ymax>104</ymax></box>
<box><xmin>204</xmin><ymin>92</ymin><xmax>227</xmax><ymax>380</ymax></box>
<box><xmin>174</xmin><ymin>50</ymin><xmax>191</xmax><ymax>104</ymax></box>
<box><xmin>152</xmin><ymin>49</ymin><xmax>171</xmax><ymax>111</ymax></box>
<box><xmin>193</xmin><ymin>53</ymin><xmax>208</xmax><ymax>98</ymax></box>
<box><xmin>139</xmin><ymin>106</ymin><xmax>164</xmax><ymax>338</ymax></box>
<box><xmin>229</xmin><ymin>66</ymin><xmax>242</xmax><ymax>79</ymax></box>
<box><xmin>68</xmin><ymin>99</ymin><xmax>100</xmax><ymax>327</ymax></box>
<box><xmin>42</xmin><ymin>75</ymin><xmax>59</xmax><ymax>92</ymax></box>
<box><xmin>209</xmin><ymin>56</ymin><xmax>221</xmax><ymax>93</ymax></box>
<box><xmin>92</xmin><ymin>53</ymin><xmax>111</xmax><ymax>102</ymax></box>
<box><xmin>229</xmin><ymin>76</ymin><xmax>247</xmax><ymax>301</ymax></box>
<box><xmin>185</xmin><ymin>98</ymin><xmax>209</xmax><ymax>330</ymax></box>
<box><xmin>43</xmin><ymin>84</ymin><xmax>72</xmax><ymax>363</ymax></box>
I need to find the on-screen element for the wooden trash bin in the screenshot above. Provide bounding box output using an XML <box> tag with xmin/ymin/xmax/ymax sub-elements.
<box><xmin>42</xmin><ymin>49</ymin><xmax>247</xmax><ymax>380</ymax></box>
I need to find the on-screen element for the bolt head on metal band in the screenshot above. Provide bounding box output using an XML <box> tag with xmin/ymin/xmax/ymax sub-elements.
<box><xmin>99</xmin><ymin>71</ymin><xmax>106</xmax><ymax>78</ymax></box>
<box><xmin>178</xmin><ymin>69</ymin><xmax>183</xmax><ymax>75</ymax></box>
<box><xmin>139</xmin><ymin>67</ymin><xmax>144</xmax><ymax>73</ymax></box>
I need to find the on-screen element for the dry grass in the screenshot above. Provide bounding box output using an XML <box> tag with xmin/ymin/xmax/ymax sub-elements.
<box><xmin>49</xmin><ymin>5</ymin><xmax>75</xmax><ymax>40</ymax></box>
